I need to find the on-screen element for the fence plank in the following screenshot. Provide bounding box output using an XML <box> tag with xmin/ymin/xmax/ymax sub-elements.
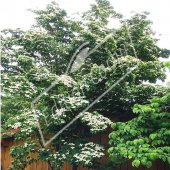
<box><xmin>8</xmin><ymin>139</ymin><xmax>14</xmax><ymax>168</ymax></box>
<box><xmin>62</xmin><ymin>162</ymin><xmax>67</xmax><ymax>170</ymax></box>
<box><xmin>36</xmin><ymin>160</ymin><xmax>43</xmax><ymax>170</ymax></box>
<box><xmin>3</xmin><ymin>138</ymin><xmax>12</xmax><ymax>169</ymax></box>
<box><xmin>31</xmin><ymin>152</ymin><xmax>37</xmax><ymax>170</ymax></box>
<box><xmin>1</xmin><ymin>145</ymin><xmax>6</xmax><ymax>169</ymax></box>
<box><xmin>41</xmin><ymin>161</ymin><xmax>48</xmax><ymax>170</ymax></box>
<box><xmin>66</xmin><ymin>163</ymin><xmax>72</xmax><ymax>170</ymax></box>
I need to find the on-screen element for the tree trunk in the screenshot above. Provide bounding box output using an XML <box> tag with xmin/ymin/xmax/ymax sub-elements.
<box><xmin>72</xmin><ymin>164</ymin><xmax>78</xmax><ymax>170</ymax></box>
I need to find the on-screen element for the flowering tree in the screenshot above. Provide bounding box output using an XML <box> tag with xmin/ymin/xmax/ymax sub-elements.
<box><xmin>4</xmin><ymin>75</ymin><xmax>112</xmax><ymax>170</ymax></box>
<box><xmin>1</xmin><ymin>0</ymin><xmax>170</xmax><ymax>170</ymax></box>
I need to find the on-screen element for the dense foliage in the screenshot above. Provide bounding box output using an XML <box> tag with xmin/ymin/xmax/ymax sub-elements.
<box><xmin>1</xmin><ymin>0</ymin><xmax>170</xmax><ymax>169</ymax></box>
<box><xmin>109</xmin><ymin>93</ymin><xmax>170</xmax><ymax>168</ymax></box>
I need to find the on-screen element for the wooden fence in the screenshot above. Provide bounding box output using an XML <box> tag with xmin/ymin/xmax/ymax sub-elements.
<box><xmin>1</xmin><ymin>131</ymin><xmax>170</xmax><ymax>170</ymax></box>
<box><xmin>1</xmin><ymin>130</ymin><xmax>109</xmax><ymax>170</ymax></box>
<box><xmin>1</xmin><ymin>117</ymin><xmax>170</xmax><ymax>170</ymax></box>
<box><xmin>1</xmin><ymin>128</ymin><xmax>110</xmax><ymax>170</ymax></box>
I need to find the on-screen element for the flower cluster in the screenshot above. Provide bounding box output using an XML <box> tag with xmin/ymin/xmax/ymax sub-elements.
<box><xmin>8</xmin><ymin>122</ymin><xmax>22</xmax><ymax>129</ymax></box>
<box><xmin>2</xmin><ymin>76</ymin><xmax>37</xmax><ymax>98</ymax></box>
<box><xmin>58</xmin><ymin>75</ymin><xmax>77</xmax><ymax>87</ymax></box>
<box><xmin>80</xmin><ymin>111</ymin><xmax>112</xmax><ymax>133</ymax></box>
<box><xmin>6</xmin><ymin>109</ymin><xmax>41</xmax><ymax>137</ymax></box>
<box><xmin>63</xmin><ymin>96</ymin><xmax>89</xmax><ymax>108</ymax></box>
<box><xmin>46</xmin><ymin>141</ymin><xmax>105</xmax><ymax>167</ymax></box>
<box><xmin>73</xmin><ymin>142</ymin><xmax>105</xmax><ymax>165</ymax></box>
<box><xmin>51</xmin><ymin>95</ymin><xmax>89</xmax><ymax>124</ymax></box>
<box><xmin>51</xmin><ymin>108</ymin><xmax>67</xmax><ymax>125</ymax></box>
<box><xmin>31</xmin><ymin>67</ymin><xmax>58</xmax><ymax>82</ymax></box>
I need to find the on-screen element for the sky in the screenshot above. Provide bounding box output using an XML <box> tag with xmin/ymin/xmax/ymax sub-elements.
<box><xmin>0</xmin><ymin>0</ymin><xmax>169</xmax><ymax>84</ymax></box>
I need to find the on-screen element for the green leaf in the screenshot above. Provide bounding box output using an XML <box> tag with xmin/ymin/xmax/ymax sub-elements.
<box><xmin>167</xmin><ymin>157</ymin><xmax>170</xmax><ymax>164</ymax></box>
<box><xmin>133</xmin><ymin>108</ymin><xmax>139</xmax><ymax>114</ymax></box>
<box><xmin>130</xmin><ymin>129</ymin><xmax>136</xmax><ymax>136</ymax></box>
<box><xmin>132</xmin><ymin>160</ymin><xmax>140</xmax><ymax>168</ymax></box>
<box><xmin>146</xmin><ymin>161</ymin><xmax>152</xmax><ymax>168</ymax></box>
<box><xmin>148</xmin><ymin>153</ymin><xmax>159</xmax><ymax>160</ymax></box>
<box><xmin>149</xmin><ymin>134</ymin><xmax>157</xmax><ymax>140</ymax></box>
<box><xmin>124</xmin><ymin>125</ymin><xmax>130</xmax><ymax>132</ymax></box>
<box><xmin>133</xmin><ymin>139</ymin><xmax>138</xmax><ymax>145</ymax></box>
<box><xmin>164</xmin><ymin>61</ymin><xmax>170</xmax><ymax>67</ymax></box>
<box><xmin>111</xmin><ymin>123</ymin><xmax>116</xmax><ymax>129</ymax></box>
<box><xmin>138</xmin><ymin>139</ymin><xmax>144</xmax><ymax>145</ymax></box>
<box><xmin>134</xmin><ymin>104</ymin><xmax>139</xmax><ymax>108</ymax></box>
<box><xmin>141</xmin><ymin>157</ymin><xmax>147</xmax><ymax>165</ymax></box>
<box><xmin>128</xmin><ymin>155</ymin><xmax>133</xmax><ymax>159</ymax></box>
<box><xmin>110</xmin><ymin>132</ymin><xmax>117</xmax><ymax>139</ymax></box>
<box><xmin>162</xmin><ymin>156</ymin><xmax>166</xmax><ymax>162</ymax></box>
<box><xmin>108</xmin><ymin>139</ymin><xmax>114</xmax><ymax>145</ymax></box>
<box><xmin>110</xmin><ymin>154</ymin><xmax>117</xmax><ymax>162</ymax></box>
<box><xmin>108</xmin><ymin>147</ymin><xmax>113</xmax><ymax>153</ymax></box>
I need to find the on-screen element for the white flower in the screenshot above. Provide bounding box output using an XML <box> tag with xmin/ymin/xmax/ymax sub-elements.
<box><xmin>40</xmin><ymin>148</ymin><xmax>45</xmax><ymax>151</ymax></box>
<box><xmin>75</xmin><ymin>92</ymin><xmax>81</xmax><ymax>96</ymax></box>
<box><xmin>16</xmin><ymin>116</ymin><xmax>20</xmax><ymax>120</ymax></box>
<box><xmin>24</xmin><ymin>143</ymin><xmax>28</xmax><ymax>147</ymax></box>
<box><xmin>80</xmin><ymin>112</ymin><xmax>112</xmax><ymax>133</ymax></box>
<box><xmin>11</xmin><ymin>122</ymin><xmax>21</xmax><ymax>129</ymax></box>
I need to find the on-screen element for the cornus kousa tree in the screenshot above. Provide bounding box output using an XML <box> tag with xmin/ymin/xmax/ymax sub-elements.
<box><xmin>1</xmin><ymin>0</ymin><xmax>170</xmax><ymax>170</ymax></box>
<box><xmin>2</xmin><ymin>69</ymin><xmax>112</xmax><ymax>170</ymax></box>
<box><xmin>5</xmin><ymin>75</ymin><xmax>111</xmax><ymax>170</ymax></box>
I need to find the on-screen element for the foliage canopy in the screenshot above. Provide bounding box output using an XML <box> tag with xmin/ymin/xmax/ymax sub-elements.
<box><xmin>109</xmin><ymin>93</ymin><xmax>170</xmax><ymax>168</ymax></box>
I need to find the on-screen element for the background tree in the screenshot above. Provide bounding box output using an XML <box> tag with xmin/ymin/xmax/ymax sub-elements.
<box><xmin>164</xmin><ymin>61</ymin><xmax>170</xmax><ymax>87</ymax></box>
<box><xmin>1</xmin><ymin>0</ymin><xmax>170</xmax><ymax>170</ymax></box>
